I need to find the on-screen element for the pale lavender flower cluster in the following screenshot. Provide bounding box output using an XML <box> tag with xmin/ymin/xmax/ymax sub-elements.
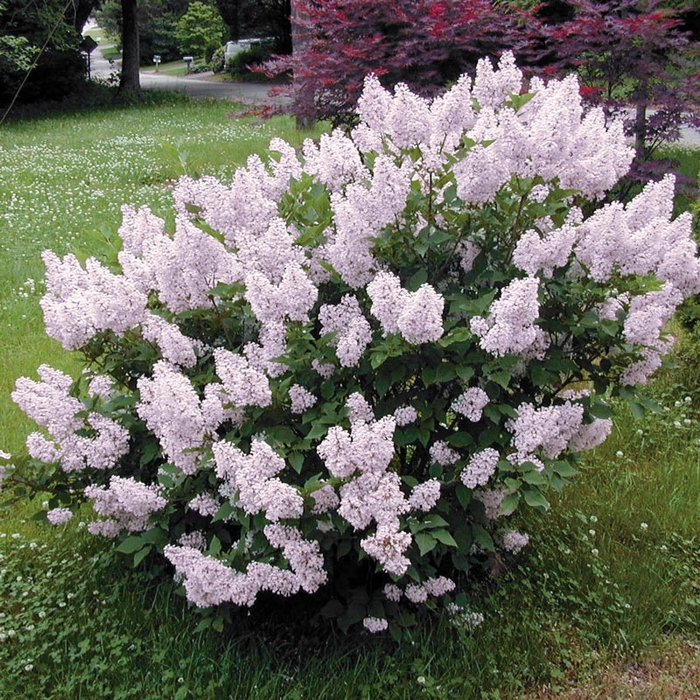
<box><xmin>323</xmin><ymin>154</ymin><xmax>411</xmax><ymax>288</ymax></box>
<box><xmin>471</xmin><ymin>276</ymin><xmax>549</xmax><ymax>359</ymax></box>
<box><xmin>452</xmin><ymin>387</ymin><xmax>490</xmax><ymax>422</ymax></box>
<box><xmin>346</xmin><ymin>392</ymin><xmax>374</xmax><ymax>423</ymax></box>
<box><xmin>46</xmin><ymin>507</ymin><xmax>73</xmax><ymax>525</ymax></box>
<box><xmin>178</xmin><ymin>531</ymin><xmax>207</xmax><ymax>550</ymax></box>
<box><xmin>568</xmin><ymin>417</ymin><xmax>613</xmax><ymax>452</ymax></box>
<box><xmin>136</xmin><ymin>361</ymin><xmax>216</xmax><ymax>475</ymax></box>
<box><xmin>429</xmin><ymin>440</ymin><xmax>459</xmax><ymax>466</ymax></box>
<box><xmin>288</xmin><ymin>384</ymin><xmax>317</xmax><ymax>414</ymax></box>
<box><xmin>213</xmin><ymin>439</ymin><xmax>303</xmax><ymax>523</ymax></box>
<box><xmin>318</xmin><ymin>295</ymin><xmax>373</xmax><ymax>367</ymax></box>
<box><xmin>461</xmin><ymin>448</ymin><xmax>500</xmax><ymax>489</ymax></box>
<box><xmin>188</xmin><ymin>493</ymin><xmax>220</xmax><ymax>517</ymax></box>
<box><xmin>40</xmin><ymin>251</ymin><xmax>148</xmax><ymax>350</ymax></box>
<box><xmin>317</xmin><ymin>415</ymin><xmax>414</xmax><ymax>574</ymax></box>
<box><xmin>393</xmin><ymin>405</ymin><xmax>418</xmax><ymax>426</ymax></box>
<box><xmin>408</xmin><ymin>479</ymin><xmax>441</xmax><ymax>512</ymax></box>
<box><xmin>363</xmin><ymin>617</ymin><xmax>389</xmax><ymax>633</ymax></box>
<box><xmin>213</xmin><ymin>348</ymin><xmax>272</xmax><ymax>408</ymax></box>
<box><xmin>13</xmin><ymin>365</ymin><xmax>129</xmax><ymax>472</ymax></box>
<box><xmin>395</xmin><ymin>576</ymin><xmax>456</xmax><ymax>604</ymax></box>
<box><xmin>86</xmin><ymin>476</ymin><xmax>166</xmax><ymax>537</ymax></box>
<box><xmin>513</xmin><ymin>222</ymin><xmax>578</xmax><ymax>278</ymax></box>
<box><xmin>474</xmin><ymin>489</ymin><xmax>508</xmax><ymax>520</ymax></box>
<box><xmin>500</xmin><ymin>529</ymin><xmax>530</xmax><ymax>554</ymax></box>
<box><xmin>448</xmin><ymin>604</ymin><xmax>485</xmax><ymax>632</ymax></box>
<box><xmin>508</xmin><ymin>401</ymin><xmax>584</xmax><ymax>463</ymax></box>
<box><xmin>244</xmin><ymin>263</ymin><xmax>318</xmax><ymax>325</ymax></box>
<box><xmin>310</xmin><ymin>483</ymin><xmax>340</xmax><ymax>514</ymax></box>
<box><xmin>367</xmin><ymin>271</ymin><xmax>445</xmax><ymax>345</ymax></box>
<box><xmin>354</xmin><ymin>53</ymin><xmax>630</xmax><ymax>206</ymax></box>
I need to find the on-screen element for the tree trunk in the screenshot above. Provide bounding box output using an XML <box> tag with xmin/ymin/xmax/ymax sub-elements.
<box><xmin>634</xmin><ymin>76</ymin><xmax>649</xmax><ymax>161</ymax></box>
<box><xmin>291</xmin><ymin>0</ymin><xmax>314</xmax><ymax>128</ymax></box>
<box><xmin>119</xmin><ymin>0</ymin><xmax>141</xmax><ymax>97</ymax></box>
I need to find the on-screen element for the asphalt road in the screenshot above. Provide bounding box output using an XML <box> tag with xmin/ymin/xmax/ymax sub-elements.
<box><xmin>88</xmin><ymin>41</ymin><xmax>287</xmax><ymax>106</ymax></box>
<box><xmin>87</xmin><ymin>43</ymin><xmax>699</xmax><ymax>145</ymax></box>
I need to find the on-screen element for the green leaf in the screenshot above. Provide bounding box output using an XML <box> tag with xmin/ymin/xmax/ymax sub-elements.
<box><xmin>305</xmin><ymin>423</ymin><xmax>329</xmax><ymax>441</ymax></box>
<box><xmin>446</xmin><ymin>431</ymin><xmax>473</xmax><ymax>448</ymax></box>
<box><xmin>438</xmin><ymin>327</ymin><xmax>472</xmax><ymax>347</ymax></box>
<box><xmin>133</xmin><ymin>544</ymin><xmax>152</xmax><ymax>567</ymax></box>
<box><xmin>407</xmin><ymin>268</ymin><xmax>428</xmax><ymax>291</ymax></box>
<box><xmin>500</xmin><ymin>492</ymin><xmax>520</xmax><ymax>515</ymax></box>
<box><xmin>552</xmin><ymin>460</ymin><xmax>578</xmax><ymax>477</ymax></box>
<box><xmin>415</xmin><ymin>532</ymin><xmax>437</xmax><ymax>556</ymax></box>
<box><xmin>432</xmin><ymin>529</ymin><xmax>458</xmax><ymax>547</ymax></box>
<box><xmin>370</xmin><ymin>351</ymin><xmax>388</xmax><ymax>370</ymax></box>
<box><xmin>455</xmin><ymin>483</ymin><xmax>472</xmax><ymax>509</ymax></box>
<box><xmin>490</xmin><ymin>370</ymin><xmax>511</xmax><ymax>389</ymax></box>
<box><xmin>116</xmin><ymin>535</ymin><xmax>147</xmax><ymax>554</ymax></box>
<box><xmin>472</xmin><ymin>524</ymin><xmax>494</xmax><ymax>550</ymax></box>
<box><xmin>523</xmin><ymin>489</ymin><xmax>550</xmax><ymax>511</ymax></box>
<box><xmin>521</xmin><ymin>470</ymin><xmax>548</xmax><ymax>485</ymax></box>
<box><xmin>288</xmin><ymin>452</ymin><xmax>305</xmax><ymax>474</ymax></box>
<box><xmin>212</xmin><ymin>501</ymin><xmax>234</xmax><ymax>523</ymax></box>
<box><xmin>423</xmin><ymin>514</ymin><xmax>450</xmax><ymax>529</ymax></box>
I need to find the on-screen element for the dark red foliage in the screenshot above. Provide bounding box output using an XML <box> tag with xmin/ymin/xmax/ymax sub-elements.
<box><xmin>271</xmin><ymin>0</ymin><xmax>543</xmax><ymax>124</ymax></box>
<box><xmin>539</xmin><ymin>0</ymin><xmax>700</xmax><ymax>188</ymax></box>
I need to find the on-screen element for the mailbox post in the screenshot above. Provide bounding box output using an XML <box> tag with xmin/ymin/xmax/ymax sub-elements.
<box><xmin>183</xmin><ymin>56</ymin><xmax>194</xmax><ymax>73</ymax></box>
<box><xmin>153</xmin><ymin>54</ymin><xmax>161</xmax><ymax>72</ymax></box>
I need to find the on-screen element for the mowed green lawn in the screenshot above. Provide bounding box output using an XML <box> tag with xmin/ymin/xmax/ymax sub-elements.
<box><xmin>0</xmin><ymin>94</ymin><xmax>699</xmax><ymax>699</ymax></box>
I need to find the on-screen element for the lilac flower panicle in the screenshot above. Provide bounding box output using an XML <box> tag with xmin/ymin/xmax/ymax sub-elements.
<box><xmin>213</xmin><ymin>439</ymin><xmax>303</xmax><ymax>522</ymax></box>
<box><xmin>501</xmin><ymin>529</ymin><xmax>529</xmax><ymax>554</ymax></box>
<box><xmin>408</xmin><ymin>479</ymin><xmax>441</xmax><ymax>512</ymax></box>
<box><xmin>85</xmin><ymin>476</ymin><xmax>166</xmax><ymax>536</ymax></box>
<box><xmin>363</xmin><ymin>617</ymin><xmax>389</xmax><ymax>633</ymax></box>
<box><xmin>393</xmin><ymin>406</ymin><xmax>418</xmax><ymax>426</ymax></box>
<box><xmin>318</xmin><ymin>295</ymin><xmax>373</xmax><ymax>367</ymax></box>
<box><xmin>461</xmin><ymin>448</ymin><xmax>500</xmax><ymax>489</ymax></box>
<box><xmin>289</xmin><ymin>384</ymin><xmax>317</xmax><ymax>414</ymax></box>
<box><xmin>429</xmin><ymin>440</ymin><xmax>459</xmax><ymax>466</ymax></box>
<box><xmin>346</xmin><ymin>392</ymin><xmax>374</xmax><ymax>423</ymax></box>
<box><xmin>475</xmin><ymin>489</ymin><xmax>508</xmax><ymax>520</ymax></box>
<box><xmin>188</xmin><ymin>494</ymin><xmax>220</xmax><ymax>517</ymax></box>
<box><xmin>46</xmin><ymin>508</ymin><xmax>73</xmax><ymax>526</ymax></box>
<box><xmin>136</xmin><ymin>361</ymin><xmax>211</xmax><ymax>475</ymax></box>
<box><xmin>361</xmin><ymin>526</ymin><xmax>412</xmax><ymax>576</ymax></box>
<box><xmin>452</xmin><ymin>387</ymin><xmax>490</xmax><ymax>422</ymax></box>
<box><xmin>311</xmin><ymin>484</ymin><xmax>339</xmax><ymax>514</ymax></box>
<box><xmin>214</xmin><ymin>348</ymin><xmax>272</xmax><ymax>408</ymax></box>
<box><xmin>471</xmin><ymin>276</ymin><xmax>548</xmax><ymax>358</ymax></box>
<box><xmin>509</xmin><ymin>401</ymin><xmax>584</xmax><ymax>461</ymax></box>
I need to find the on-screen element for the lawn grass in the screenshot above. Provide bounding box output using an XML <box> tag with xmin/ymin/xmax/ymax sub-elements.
<box><xmin>0</xmin><ymin>98</ymin><xmax>699</xmax><ymax>699</ymax></box>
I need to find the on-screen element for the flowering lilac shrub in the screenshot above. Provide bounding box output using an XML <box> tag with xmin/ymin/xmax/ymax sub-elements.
<box><xmin>9</xmin><ymin>53</ymin><xmax>700</xmax><ymax>633</ymax></box>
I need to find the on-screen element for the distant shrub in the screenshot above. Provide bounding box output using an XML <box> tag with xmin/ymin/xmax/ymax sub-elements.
<box><xmin>226</xmin><ymin>42</ymin><xmax>274</xmax><ymax>81</ymax></box>
<box><xmin>209</xmin><ymin>45</ymin><xmax>226</xmax><ymax>74</ymax></box>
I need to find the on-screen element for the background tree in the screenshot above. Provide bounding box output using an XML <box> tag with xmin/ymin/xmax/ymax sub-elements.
<box><xmin>270</xmin><ymin>0</ymin><xmax>540</xmax><ymax>124</ymax></box>
<box><xmin>95</xmin><ymin>0</ymin><xmax>190</xmax><ymax>65</ymax></box>
<box><xmin>175</xmin><ymin>1</ymin><xmax>227</xmax><ymax>61</ymax></box>
<box><xmin>119</xmin><ymin>0</ymin><xmax>141</xmax><ymax>96</ymax></box>
<box><xmin>539</xmin><ymin>0</ymin><xmax>700</xmax><ymax>189</ymax></box>
<box><xmin>0</xmin><ymin>0</ymin><xmax>95</xmax><ymax>108</ymax></box>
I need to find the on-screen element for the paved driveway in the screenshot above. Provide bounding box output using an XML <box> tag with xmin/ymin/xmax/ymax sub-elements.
<box><xmin>88</xmin><ymin>42</ymin><xmax>287</xmax><ymax>107</ymax></box>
